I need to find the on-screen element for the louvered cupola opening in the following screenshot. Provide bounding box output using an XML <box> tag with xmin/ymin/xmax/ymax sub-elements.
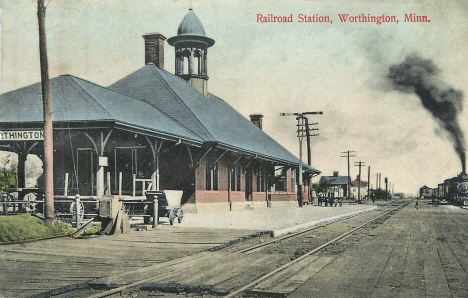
<box><xmin>168</xmin><ymin>9</ymin><xmax>215</xmax><ymax>96</ymax></box>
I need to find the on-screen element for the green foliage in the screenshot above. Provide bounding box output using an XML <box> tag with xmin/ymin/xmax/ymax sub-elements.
<box><xmin>373</xmin><ymin>189</ymin><xmax>390</xmax><ymax>201</ymax></box>
<box><xmin>313</xmin><ymin>179</ymin><xmax>331</xmax><ymax>195</ymax></box>
<box><xmin>0</xmin><ymin>153</ymin><xmax>18</xmax><ymax>190</ymax></box>
<box><xmin>83</xmin><ymin>225</ymin><xmax>101</xmax><ymax>236</ymax></box>
<box><xmin>0</xmin><ymin>215</ymin><xmax>73</xmax><ymax>243</ymax></box>
<box><xmin>0</xmin><ymin>169</ymin><xmax>17</xmax><ymax>190</ymax></box>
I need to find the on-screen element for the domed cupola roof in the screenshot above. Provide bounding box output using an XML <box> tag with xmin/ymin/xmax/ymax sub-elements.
<box><xmin>168</xmin><ymin>9</ymin><xmax>215</xmax><ymax>48</ymax></box>
<box><xmin>177</xmin><ymin>9</ymin><xmax>206</xmax><ymax>36</ymax></box>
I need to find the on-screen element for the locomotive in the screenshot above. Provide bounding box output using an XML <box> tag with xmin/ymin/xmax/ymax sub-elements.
<box><xmin>444</xmin><ymin>172</ymin><xmax>468</xmax><ymax>206</ymax></box>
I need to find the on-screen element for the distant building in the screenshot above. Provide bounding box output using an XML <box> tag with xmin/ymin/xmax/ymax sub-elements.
<box><xmin>394</xmin><ymin>193</ymin><xmax>405</xmax><ymax>199</ymax></box>
<box><xmin>419</xmin><ymin>185</ymin><xmax>433</xmax><ymax>198</ymax></box>
<box><xmin>438</xmin><ymin>183</ymin><xmax>445</xmax><ymax>198</ymax></box>
<box><xmin>320</xmin><ymin>171</ymin><xmax>350</xmax><ymax>198</ymax></box>
<box><xmin>350</xmin><ymin>177</ymin><xmax>368</xmax><ymax>200</ymax></box>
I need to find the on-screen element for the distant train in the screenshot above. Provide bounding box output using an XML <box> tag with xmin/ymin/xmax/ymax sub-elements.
<box><xmin>438</xmin><ymin>172</ymin><xmax>468</xmax><ymax>206</ymax></box>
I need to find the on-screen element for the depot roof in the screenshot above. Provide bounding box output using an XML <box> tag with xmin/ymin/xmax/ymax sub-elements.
<box><xmin>110</xmin><ymin>64</ymin><xmax>320</xmax><ymax>173</ymax></box>
<box><xmin>0</xmin><ymin>66</ymin><xmax>320</xmax><ymax>174</ymax></box>
<box><xmin>0</xmin><ymin>75</ymin><xmax>201</xmax><ymax>143</ymax></box>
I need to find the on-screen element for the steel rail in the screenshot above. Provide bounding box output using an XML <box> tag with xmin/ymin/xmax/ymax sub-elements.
<box><xmin>239</xmin><ymin>207</ymin><xmax>375</xmax><ymax>254</ymax></box>
<box><xmin>224</xmin><ymin>201</ymin><xmax>408</xmax><ymax>298</ymax></box>
<box><xmin>85</xmin><ymin>201</ymin><xmax>407</xmax><ymax>298</ymax></box>
<box><xmin>238</xmin><ymin>201</ymin><xmax>403</xmax><ymax>254</ymax></box>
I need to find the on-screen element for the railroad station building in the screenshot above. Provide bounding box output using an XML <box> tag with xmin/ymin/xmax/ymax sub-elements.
<box><xmin>0</xmin><ymin>9</ymin><xmax>320</xmax><ymax>213</ymax></box>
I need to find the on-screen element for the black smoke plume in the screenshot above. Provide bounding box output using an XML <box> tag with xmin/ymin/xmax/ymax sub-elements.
<box><xmin>387</xmin><ymin>54</ymin><xmax>466</xmax><ymax>173</ymax></box>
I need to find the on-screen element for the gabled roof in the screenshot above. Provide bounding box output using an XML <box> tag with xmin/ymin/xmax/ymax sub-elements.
<box><xmin>110</xmin><ymin>64</ymin><xmax>320</xmax><ymax>173</ymax></box>
<box><xmin>0</xmin><ymin>75</ymin><xmax>202</xmax><ymax>143</ymax></box>
<box><xmin>321</xmin><ymin>175</ymin><xmax>349</xmax><ymax>185</ymax></box>
<box><xmin>351</xmin><ymin>179</ymin><xmax>368</xmax><ymax>187</ymax></box>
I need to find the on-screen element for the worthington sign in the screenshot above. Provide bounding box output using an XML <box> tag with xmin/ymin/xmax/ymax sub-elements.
<box><xmin>0</xmin><ymin>130</ymin><xmax>45</xmax><ymax>141</ymax></box>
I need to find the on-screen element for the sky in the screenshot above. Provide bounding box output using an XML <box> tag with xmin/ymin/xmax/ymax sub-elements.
<box><xmin>0</xmin><ymin>0</ymin><xmax>467</xmax><ymax>195</ymax></box>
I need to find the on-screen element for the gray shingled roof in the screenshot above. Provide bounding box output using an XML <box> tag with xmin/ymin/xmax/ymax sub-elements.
<box><xmin>0</xmin><ymin>75</ymin><xmax>202</xmax><ymax>143</ymax></box>
<box><xmin>109</xmin><ymin>66</ymin><xmax>213</xmax><ymax>141</ymax></box>
<box><xmin>321</xmin><ymin>176</ymin><xmax>349</xmax><ymax>185</ymax></box>
<box><xmin>0</xmin><ymin>67</ymin><xmax>320</xmax><ymax>173</ymax></box>
<box><xmin>110</xmin><ymin>64</ymin><xmax>320</xmax><ymax>173</ymax></box>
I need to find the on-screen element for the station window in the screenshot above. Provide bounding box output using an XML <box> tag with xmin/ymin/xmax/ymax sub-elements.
<box><xmin>230</xmin><ymin>164</ymin><xmax>241</xmax><ymax>191</ymax></box>
<box><xmin>206</xmin><ymin>160</ymin><xmax>218</xmax><ymax>191</ymax></box>
<box><xmin>291</xmin><ymin>168</ymin><xmax>297</xmax><ymax>192</ymax></box>
<box><xmin>257</xmin><ymin>165</ymin><xmax>268</xmax><ymax>192</ymax></box>
<box><xmin>273</xmin><ymin>166</ymin><xmax>287</xmax><ymax>192</ymax></box>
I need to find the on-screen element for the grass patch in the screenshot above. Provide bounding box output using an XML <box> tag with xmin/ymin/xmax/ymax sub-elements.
<box><xmin>83</xmin><ymin>225</ymin><xmax>101</xmax><ymax>236</ymax></box>
<box><xmin>0</xmin><ymin>214</ymin><xmax>73</xmax><ymax>243</ymax></box>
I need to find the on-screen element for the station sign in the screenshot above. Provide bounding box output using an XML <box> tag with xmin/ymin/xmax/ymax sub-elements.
<box><xmin>0</xmin><ymin>130</ymin><xmax>45</xmax><ymax>141</ymax></box>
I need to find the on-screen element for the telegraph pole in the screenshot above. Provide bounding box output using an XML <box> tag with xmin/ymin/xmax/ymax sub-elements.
<box><xmin>354</xmin><ymin>161</ymin><xmax>365</xmax><ymax>203</ymax></box>
<box><xmin>280</xmin><ymin>111</ymin><xmax>322</xmax><ymax>207</ymax></box>
<box><xmin>385</xmin><ymin>177</ymin><xmax>388</xmax><ymax>200</ymax></box>
<box><xmin>304</xmin><ymin>117</ymin><xmax>318</xmax><ymax>202</ymax></box>
<box><xmin>304</xmin><ymin>117</ymin><xmax>319</xmax><ymax>166</ymax></box>
<box><xmin>341</xmin><ymin>151</ymin><xmax>355</xmax><ymax>199</ymax></box>
<box><xmin>375</xmin><ymin>173</ymin><xmax>379</xmax><ymax>191</ymax></box>
<box><xmin>367</xmin><ymin>166</ymin><xmax>370</xmax><ymax>201</ymax></box>
<box><xmin>38</xmin><ymin>0</ymin><xmax>55</xmax><ymax>225</ymax></box>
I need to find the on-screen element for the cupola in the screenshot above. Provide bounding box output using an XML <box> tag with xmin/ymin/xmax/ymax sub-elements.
<box><xmin>167</xmin><ymin>9</ymin><xmax>215</xmax><ymax>96</ymax></box>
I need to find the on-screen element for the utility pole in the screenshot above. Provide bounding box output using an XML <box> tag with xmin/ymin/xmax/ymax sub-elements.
<box><xmin>367</xmin><ymin>166</ymin><xmax>370</xmax><ymax>201</ymax></box>
<box><xmin>385</xmin><ymin>177</ymin><xmax>388</xmax><ymax>200</ymax></box>
<box><xmin>341</xmin><ymin>151</ymin><xmax>355</xmax><ymax>199</ymax></box>
<box><xmin>304</xmin><ymin>117</ymin><xmax>319</xmax><ymax>202</ymax></box>
<box><xmin>354</xmin><ymin>161</ymin><xmax>365</xmax><ymax>203</ymax></box>
<box><xmin>280</xmin><ymin>111</ymin><xmax>322</xmax><ymax>207</ymax></box>
<box><xmin>37</xmin><ymin>0</ymin><xmax>55</xmax><ymax>225</ymax></box>
<box><xmin>303</xmin><ymin>118</ymin><xmax>319</xmax><ymax>166</ymax></box>
<box><xmin>376</xmin><ymin>173</ymin><xmax>379</xmax><ymax>191</ymax></box>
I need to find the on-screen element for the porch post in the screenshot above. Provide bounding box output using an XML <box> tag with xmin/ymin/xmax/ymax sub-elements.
<box><xmin>84</xmin><ymin>130</ymin><xmax>112</xmax><ymax>198</ymax></box>
<box><xmin>156</xmin><ymin>154</ymin><xmax>160</xmax><ymax>191</ymax></box>
<box><xmin>96</xmin><ymin>161</ymin><xmax>105</xmax><ymax>197</ymax></box>
<box><xmin>17</xmin><ymin>152</ymin><xmax>27</xmax><ymax>188</ymax></box>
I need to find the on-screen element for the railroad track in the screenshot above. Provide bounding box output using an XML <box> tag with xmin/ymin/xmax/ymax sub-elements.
<box><xmin>225</xmin><ymin>201</ymin><xmax>409</xmax><ymax>297</ymax></box>
<box><xmin>77</xmin><ymin>201</ymin><xmax>408</xmax><ymax>298</ymax></box>
<box><xmin>237</xmin><ymin>200</ymin><xmax>404</xmax><ymax>254</ymax></box>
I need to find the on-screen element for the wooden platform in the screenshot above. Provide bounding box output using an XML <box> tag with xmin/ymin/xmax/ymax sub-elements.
<box><xmin>0</xmin><ymin>226</ymin><xmax>264</xmax><ymax>298</ymax></box>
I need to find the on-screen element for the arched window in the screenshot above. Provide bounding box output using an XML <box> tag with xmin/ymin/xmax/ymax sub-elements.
<box><xmin>194</xmin><ymin>50</ymin><xmax>202</xmax><ymax>75</ymax></box>
<box><xmin>181</xmin><ymin>49</ymin><xmax>191</xmax><ymax>75</ymax></box>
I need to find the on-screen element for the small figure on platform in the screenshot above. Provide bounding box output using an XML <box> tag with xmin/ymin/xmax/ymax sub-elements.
<box><xmin>415</xmin><ymin>199</ymin><xmax>419</xmax><ymax>210</ymax></box>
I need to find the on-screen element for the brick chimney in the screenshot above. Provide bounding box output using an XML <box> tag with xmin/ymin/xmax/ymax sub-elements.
<box><xmin>143</xmin><ymin>33</ymin><xmax>166</xmax><ymax>68</ymax></box>
<box><xmin>249</xmin><ymin>114</ymin><xmax>264</xmax><ymax>130</ymax></box>
<box><xmin>333</xmin><ymin>171</ymin><xmax>339</xmax><ymax>177</ymax></box>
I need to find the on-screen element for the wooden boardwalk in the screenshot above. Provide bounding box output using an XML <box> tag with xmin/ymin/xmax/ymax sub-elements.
<box><xmin>285</xmin><ymin>204</ymin><xmax>468</xmax><ymax>297</ymax></box>
<box><xmin>0</xmin><ymin>226</ymin><xmax>264</xmax><ymax>298</ymax></box>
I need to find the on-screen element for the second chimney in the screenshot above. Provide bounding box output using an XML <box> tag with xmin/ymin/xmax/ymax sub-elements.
<box><xmin>249</xmin><ymin>114</ymin><xmax>264</xmax><ymax>130</ymax></box>
<box><xmin>143</xmin><ymin>33</ymin><xmax>166</xmax><ymax>68</ymax></box>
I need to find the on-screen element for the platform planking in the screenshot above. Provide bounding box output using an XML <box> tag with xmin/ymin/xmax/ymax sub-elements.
<box><xmin>420</xmin><ymin>222</ymin><xmax>452</xmax><ymax>298</ymax></box>
<box><xmin>0</xmin><ymin>226</ymin><xmax>263</xmax><ymax>298</ymax></box>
